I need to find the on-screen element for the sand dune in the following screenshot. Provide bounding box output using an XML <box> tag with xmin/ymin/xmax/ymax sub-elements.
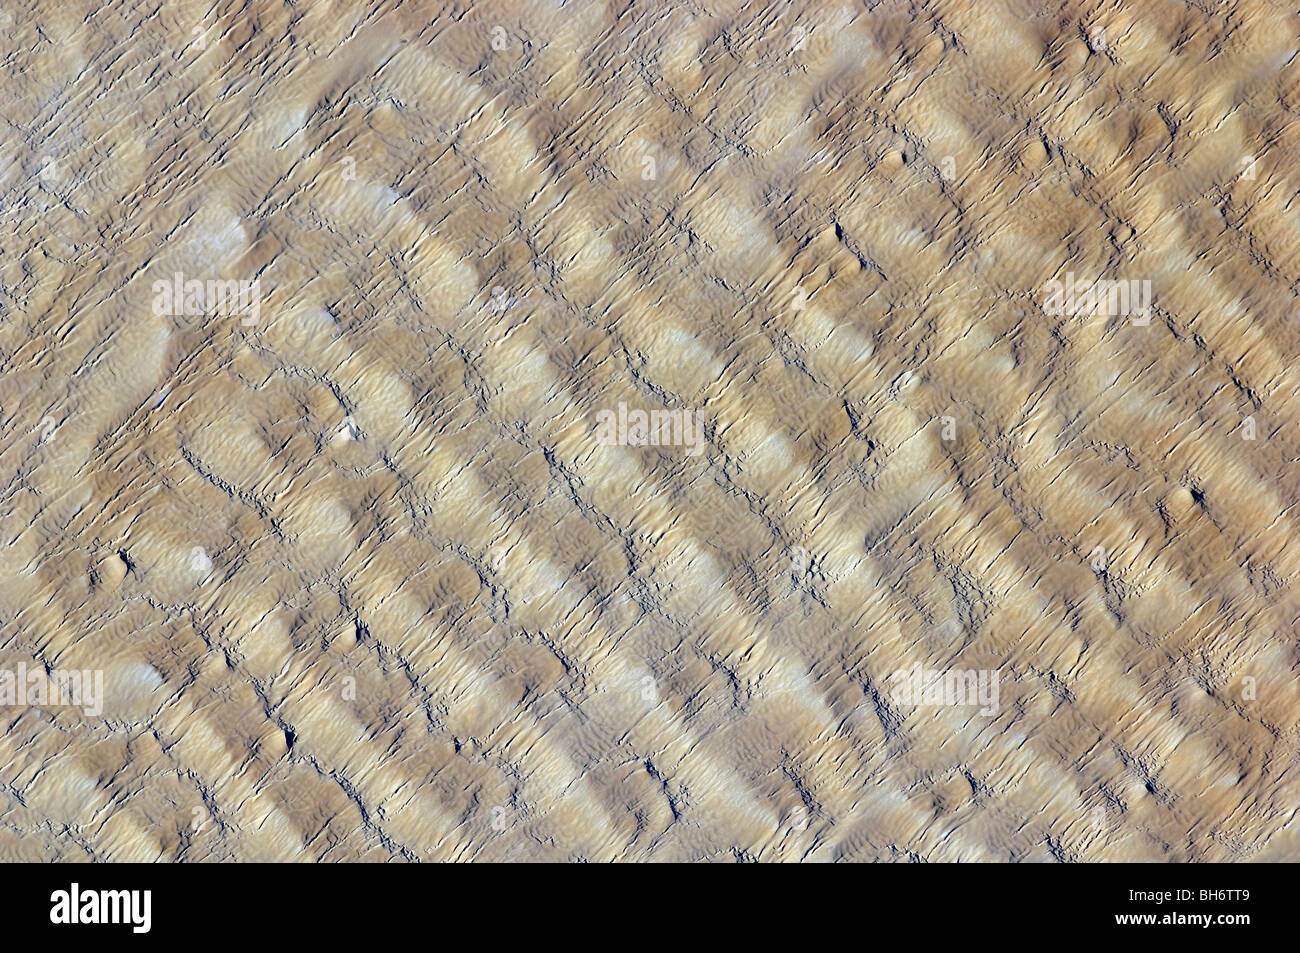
<box><xmin>0</xmin><ymin>0</ymin><xmax>1297</xmax><ymax>861</ymax></box>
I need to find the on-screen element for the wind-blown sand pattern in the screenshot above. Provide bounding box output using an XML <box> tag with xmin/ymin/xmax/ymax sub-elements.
<box><xmin>1</xmin><ymin>0</ymin><xmax>1298</xmax><ymax>862</ymax></box>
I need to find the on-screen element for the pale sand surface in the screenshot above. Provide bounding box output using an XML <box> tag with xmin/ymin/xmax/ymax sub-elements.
<box><xmin>0</xmin><ymin>0</ymin><xmax>1297</xmax><ymax>861</ymax></box>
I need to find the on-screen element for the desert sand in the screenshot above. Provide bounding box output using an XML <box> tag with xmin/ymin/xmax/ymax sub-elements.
<box><xmin>0</xmin><ymin>0</ymin><xmax>1297</xmax><ymax>861</ymax></box>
